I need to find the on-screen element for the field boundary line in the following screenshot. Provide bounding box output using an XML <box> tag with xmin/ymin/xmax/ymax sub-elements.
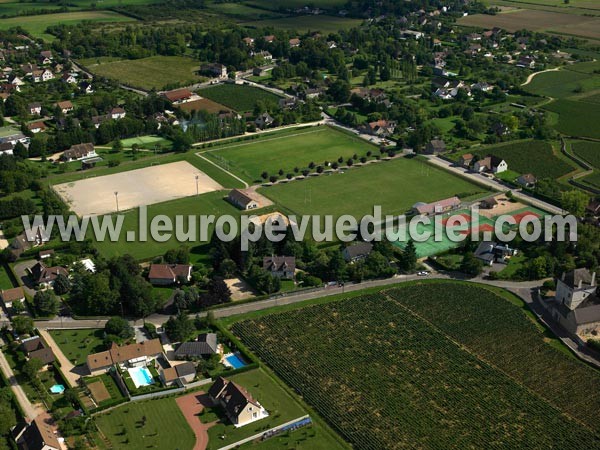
<box><xmin>216</xmin><ymin>415</ymin><xmax>310</xmax><ymax>450</ymax></box>
<box><xmin>195</xmin><ymin>152</ymin><xmax>249</xmax><ymax>188</ymax></box>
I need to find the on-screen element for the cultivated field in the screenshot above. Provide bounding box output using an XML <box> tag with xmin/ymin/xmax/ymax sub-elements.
<box><xmin>0</xmin><ymin>11</ymin><xmax>135</xmax><ymax>40</ymax></box>
<box><xmin>469</xmin><ymin>140</ymin><xmax>575</xmax><ymax>179</ymax></box>
<box><xmin>198</xmin><ymin>84</ymin><xmax>282</xmax><ymax>113</ymax></box>
<box><xmin>203</xmin><ymin>126</ymin><xmax>376</xmax><ymax>183</ymax></box>
<box><xmin>524</xmin><ymin>61</ymin><xmax>600</xmax><ymax>99</ymax></box>
<box><xmin>177</xmin><ymin>98</ymin><xmax>232</xmax><ymax>114</ymax></box>
<box><xmin>78</xmin><ymin>55</ymin><xmax>205</xmax><ymax>91</ymax></box>
<box><xmin>232</xmin><ymin>282</ymin><xmax>600</xmax><ymax>449</ymax></box>
<box><xmin>242</xmin><ymin>14</ymin><xmax>363</xmax><ymax>33</ymax></box>
<box><xmin>0</xmin><ymin>0</ymin><xmax>161</xmax><ymax>17</ymax></box>
<box><xmin>572</xmin><ymin>140</ymin><xmax>600</xmax><ymax>169</ymax></box>
<box><xmin>54</xmin><ymin>161</ymin><xmax>222</xmax><ymax>216</ymax></box>
<box><xmin>245</xmin><ymin>0</ymin><xmax>347</xmax><ymax>10</ymax></box>
<box><xmin>544</xmin><ymin>99</ymin><xmax>600</xmax><ymax>139</ymax></box>
<box><xmin>260</xmin><ymin>156</ymin><xmax>486</xmax><ymax>218</ymax></box>
<box><xmin>458</xmin><ymin>9</ymin><xmax>600</xmax><ymax>40</ymax></box>
<box><xmin>95</xmin><ymin>397</ymin><xmax>196</xmax><ymax>449</ymax></box>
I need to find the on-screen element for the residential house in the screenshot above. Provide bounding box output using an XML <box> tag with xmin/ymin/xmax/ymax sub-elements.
<box><xmin>480</xmin><ymin>196</ymin><xmax>498</xmax><ymax>209</ymax></box>
<box><xmin>61</xmin><ymin>73</ymin><xmax>77</xmax><ymax>84</ymax></box>
<box><xmin>365</xmin><ymin>119</ymin><xmax>396</xmax><ymax>137</ymax></box>
<box><xmin>458</xmin><ymin>153</ymin><xmax>474</xmax><ymax>168</ymax></box>
<box><xmin>8</xmin><ymin>75</ymin><xmax>24</xmax><ymax>87</ymax></box>
<box><xmin>255</xmin><ymin>112</ymin><xmax>274</xmax><ymax>129</ymax></box>
<box><xmin>1</xmin><ymin>287</ymin><xmax>25</xmax><ymax>309</ymax></box>
<box><xmin>27</xmin><ymin>102</ymin><xmax>42</xmax><ymax>116</ymax></box>
<box><xmin>279</xmin><ymin>97</ymin><xmax>298</xmax><ymax>109</ymax></box>
<box><xmin>586</xmin><ymin>200</ymin><xmax>600</xmax><ymax>217</ymax></box>
<box><xmin>228</xmin><ymin>189</ymin><xmax>261</xmax><ymax>210</ymax></box>
<box><xmin>550</xmin><ymin>269</ymin><xmax>600</xmax><ymax>334</ymax></box>
<box><xmin>516</xmin><ymin>56</ymin><xmax>535</xmax><ymax>69</ymax></box>
<box><xmin>0</xmin><ymin>142</ymin><xmax>13</xmax><ymax>155</ymax></box>
<box><xmin>342</xmin><ymin>242</ymin><xmax>373</xmax><ymax>263</ymax></box>
<box><xmin>26</xmin><ymin>121</ymin><xmax>46</xmax><ymax>134</ymax></box>
<box><xmin>242</xmin><ymin>37</ymin><xmax>255</xmax><ymax>47</ymax></box>
<box><xmin>424</xmin><ymin>139</ymin><xmax>446</xmax><ymax>155</ymax></box>
<box><xmin>201</xmin><ymin>63</ymin><xmax>227</xmax><ymax>79</ymax></box>
<box><xmin>39</xmin><ymin>50</ymin><xmax>53</xmax><ymax>62</ymax></box>
<box><xmin>79</xmin><ymin>81</ymin><xmax>93</xmax><ymax>94</ymax></box>
<box><xmin>490</xmin><ymin>122</ymin><xmax>510</xmax><ymax>136</ymax></box>
<box><xmin>61</xmin><ymin>143</ymin><xmax>96</xmax><ymax>162</ymax></box>
<box><xmin>19</xmin><ymin>64</ymin><xmax>36</xmax><ymax>77</ymax></box>
<box><xmin>472</xmin><ymin>155</ymin><xmax>508</xmax><ymax>174</ymax></box>
<box><xmin>21</xmin><ymin>336</ymin><xmax>55</xmax><ymax>366</ymax></box>
<box><xmin>28</xmin><ymin>262</ymin><xmax>68</xmax><ymax>287</ymax></box>
<box><xmin>289</xmin><ymin>38</ymin><xmax>301</xmax><ymax>47</ymax></box>
<box><xmin>32</xmin><ymin>69</ymin><xmax>54</xmax><ymax>82</ymax></box>
<box><xmin>254</xmin><ymin>50</ymin><xmax>272</xmax><ymax>61</ymax></box>
<box><xmin>516</xmin><ymin>173</ymin><xmax>537</xmax><ymax>188</ymax></box>
<box><xmin>162</xmin><ymin>88</ymin><xmax>194</xmax><ymax>105</ymax></box>
<box><xmin>208</xmin><ymin>377</ymin><xmax>269</xmax><ymax>427</ymax></box>
<box><xmin>305</xmin><ymin>87</ymin><xmax>324</xmax><ymax>99</ymax></box>
<box><xmin>263</xmin><ymin>35</ymin><xmax>276</xmax><ymax>43</ymax></box>
<box><xmin>263</xmin><ymin>256</ymin><xmax>295</xmax><ymax>279</ymax></box>
<box><xmin>400</xmin><ymin>30</ymin><xmax>424</xmax><ymax>39</ymax></box>
<box><xmin>159</xmin><ymin>361</ymin><xmax>196</xmax><ymax>386</ymax></box>
<box><xmin>174</xmin><ymin>333</ymin><xmax>218</xmax><ymax>359</ymax></box>
<box><xmin>474</xmin><ymin>241</ymin><xmax>517</xmax><ymax>266</ymax></box>
<box><xmin>253</xmin><ymin>67</ymin><xmax>268</xmax><ymax>77</ymax></box>
<box><xmin>91</xmin><ymin>115</ymin><xmax>108</xmax><ymax>129</ymax></box>
<box><xmin>110</xmin><ymin>107</ymin><xmax>126</xmax><ymax>119</ymax></box>
<box><xmin>412</xmin><ymin>196</ymin><xmax>461</xmax><ymax>216</ymax></box>
<box><xmin>148</xmin><ymin>264</ymin><xmax>192</xmax><ymax>286</ymax></box>
<box><xmin>56</xmin><ymin>100</ymin><xmax>73</xmax><ymax>114</ymax></box>
<box><xmin>86</xmin><ymin>339</ymin><xmax>164</xmax><ymax>374</ymax></box>
<box><xmin>12</xmin><ymin>414</ymin><xmax>61</xmax><ymax>450</ymax></box>
<box><xmin>471</xmin><ymin>82</ymin><xmax>492</xmax><ymax>92</ymax></box>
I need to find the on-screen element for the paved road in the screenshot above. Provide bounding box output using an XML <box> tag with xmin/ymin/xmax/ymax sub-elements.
<box><xmin>0</xmin><ymin>349</ymin><xmax>38</xmax><ymax>420</ymax></box>
<box><xmin>425</xmin><ymin>156</ymin><xmax>563</xmax><ymax>214</ymax></box>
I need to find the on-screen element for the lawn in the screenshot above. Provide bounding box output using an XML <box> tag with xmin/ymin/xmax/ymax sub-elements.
<box><xmin>0</xmin><ymin>11</ymin><xmax>135</xmax><ymax>40</ymax></box>
<box><xmin>524</xmin><ymin>62</ymin><xmax>600</xmax><ymax>99</ymax></box>
<box><xmin>259</xmin><ymin>156</ymin><xmax>487</xmax><ymax>218</ymax></box>
<box><xmin>95</xmin><ymin>396</ymin><xmax>195</xmax><ymax>449</ymax></box>
<box><xmin>0</xmin><ymin>266</ymin><xmax>15</xmax><ymax>290</ymax></box>
<box><xmin>231</xmin><ymin>281</ymin><xmax>600</xmax><ymax>449</ymax></box>
<box><xmin>241</xmin><ymin>15</ymin><xmax>363</xmax><ymax>33</ymax></box>
<box><xmin>48</xmin><ymin>328</ymin><xmax>105</xmax><ymax>366</ymax></box>
<box><xmin>199</xmin><ymin>84</ymin><xmax>282</xmax><ymax>113</ymax></box>
<box><xmin>203</xmin><ymin>126</ymin><xmax>377</xmax><ymax>183</ymax></box>
<box><xmin>544</xmin><ymin>99</ymin><xmax>600</xmax><ymax>139</ymax></box>
<box><xmin>119</xmin><ymin>135</ymin><xmax>172</xmax><ymax>150</ymax></box>
<box><xmin>77</xmin><ymin>56</ymin><xmax>204</xmax><ymax>91</ymax></box>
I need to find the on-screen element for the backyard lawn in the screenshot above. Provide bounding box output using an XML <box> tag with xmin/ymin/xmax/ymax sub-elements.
<box><xmin>48</xmin><ymin>329</ymin><xmax>105</xmax><ymax>366</ymax></box>
<box><xmin>0</xmin><ymin>266</ymin><xmax>15</xmax><ymax>290</ymax></box>
<box><xmin>95</xmin><ymin>396</ymin><xmax>195</xmax><ymax>449</ymax></box>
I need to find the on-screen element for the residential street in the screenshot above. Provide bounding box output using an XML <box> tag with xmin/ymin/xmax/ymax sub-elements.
<box><xmin>0</xmin><ymin>348</ymin><xmax>39</xmax><ymax>420</ymax></box>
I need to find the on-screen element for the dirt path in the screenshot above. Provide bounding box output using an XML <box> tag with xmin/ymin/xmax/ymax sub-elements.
<box><xmin>0</xmin><ymin>349</ymin><xmax>39</xmax><ymax>420</ymax></box>
<box><xmin>176</xmin><ymin>392</ymin><xmax>214</xmax><ymax>450</ymax></box>
<box><xmin>520</xmin><ymin>67</ymin><xmax>560</xmax><ymax>86</ymax></box>
<box><xmin>38</xmin><ymin>329</ymin><xmax>79</xmax><ymax>388</ymax></box>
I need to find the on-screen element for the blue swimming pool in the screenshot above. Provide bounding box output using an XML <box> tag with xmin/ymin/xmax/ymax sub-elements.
<box><xmin>49</xmin><ymin>384</ymin><xmax>65</xmax><ymax>394</ymax></box>
<box><xmin>128</xmin><ymin>366</ymin><xmax>154</xmax><ymax>388</ymax></box>
<box><xmin>225</xmin><ymin>353</ymin><xmax>247</xmax><ymax>369</ymax></box>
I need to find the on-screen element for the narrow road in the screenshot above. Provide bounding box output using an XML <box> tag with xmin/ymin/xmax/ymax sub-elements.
<box><xmin>521</xmin><ymin>67</ymin><xmax>560</xmax><ymax>86</ymax></box>
<box><xmin>0</xmin><ymin>349</ymin><xmax>38</xmax><ymax>420</ymax></box>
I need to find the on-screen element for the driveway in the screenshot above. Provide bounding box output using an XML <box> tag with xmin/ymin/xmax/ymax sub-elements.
<box><xmin>38</xmin><ymin>329</ymin><xmax>80</xmax><ymax>388</ymax></box>
<box><xmin>12</xmin><ymin>259</ymin><xmax>38</xmax><ymax>297</ymax></box>
<box><xmin>175</xmin><ymin>392</ymin><xmax>214</xmax><ymax>450</ymax></box>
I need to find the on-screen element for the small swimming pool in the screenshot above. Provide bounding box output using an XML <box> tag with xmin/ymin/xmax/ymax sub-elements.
<box><xmin>224</xmin><ymin>353</ymin><xmax>247</xmax><ymax>370</ymax></box>
<box><xmin>49</xmin><ymin>384</ymin><xmax>65</xmax><ymax>394</ymax></box>
<box><xmin>128</xmin><ymin>366</ymin><xmax>154</xmax><ymax>388</ymax></box>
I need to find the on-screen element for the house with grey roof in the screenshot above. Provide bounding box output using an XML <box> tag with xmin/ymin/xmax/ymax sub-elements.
<box><xmin>549</xmin><ymin>269</ymin><xmax>600</xmax><ymax>334</ymax></box>
<box><xmin>174</xmin><ymin>333</ymin><xmax>218</xmax><ymax>359</ymax></box>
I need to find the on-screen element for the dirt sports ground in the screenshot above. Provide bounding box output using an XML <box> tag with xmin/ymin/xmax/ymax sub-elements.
<box><xmin>53</xmin><ymin>161</ymin><xmax>222</xmax><ymax>216</ymax></box>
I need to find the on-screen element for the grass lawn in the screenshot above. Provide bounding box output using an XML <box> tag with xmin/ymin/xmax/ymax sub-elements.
<box><xmin>544</xmin><ymin>99</ymin><xmax>600</xmax><ymax>139</ymax></box>
<box><xmin>205</xmin><ymin>369</ymin><xmax>311</xmax><ymax>450</ymax></box>
<box><xmin>524</xmin><ymin>63</ymin><xmax>600</xmax><ymax>99</ymax></box>
<box><xmin>95</xmin><ymin>396</ymin><xmax>195</xmax><ymax>449</ymax></box>
<box><xmin>498</xmin><ymin>254</ymin><xmax>527</xmax><ymax>279</ymax></box>
<box><xmin>241</xmin><ymin>15</ymin><xmax>363</xmax><ymax>33</ymax></box>
<box><xmin>0</xmin><ymin>11</ymin><xmax>135</xmax><ymax>40</ymax></box>
<box><xmin>0</xmin><ymin>266</ymin><xmax>15</xmax><ymax>290</ymax></box>
<box><xmin>199</xmin><ymin>84</ymin><xmax>281</xmax><ymax>113</ymax></box>
<box><xmin>48</xmin><ymin>329</ymin><xmax>105</xmax><ymax>366</ymax></box>
<box><xmin>203</xmin><ymin>126</ymin><xmax>377</xmax><ymax>183</ymax></box>
<box><xmin>119</xmin><ymin>135</ymin><xmax>172</xmax><ymax>150</ymax></box>
<box><xmin>77</xmin><ymin>56</ymin><xmax>204</xmax><ymax>91</ymax></box>
<box><xmin>84</xmin><ymin>373</ymin><xmax>125</xmax><ymax>407</ymax></box>
<box><xmin>259</xmin><ymin>156</ymin><xmax>487</xmax><ymax>218</ymax></box>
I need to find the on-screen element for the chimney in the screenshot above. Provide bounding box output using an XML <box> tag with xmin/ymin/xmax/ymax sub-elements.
<box><xmin>578</xmin><ymin>279</ymin><xmax>582</xmax><ymax>289</ymax></box>
<box><xmin>592</xmin><ymin>272</ymin><xmax>596</xmax><ymax>287</ymax></box>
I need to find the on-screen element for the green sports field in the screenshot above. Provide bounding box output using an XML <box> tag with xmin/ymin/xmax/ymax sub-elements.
<box><xmin>94</xmin><ymin>397</ymin><xmax>195</xmax><ymax>450</ymax></box>
<box><xmin>203</xmin><ymin>126</ymin><xmax>378</xmax><ymax>183</ymax></box>
<box><xmin>259</xmin><ymin>156</ymin><xmax>487</xmax><ymax>218</ymax></box>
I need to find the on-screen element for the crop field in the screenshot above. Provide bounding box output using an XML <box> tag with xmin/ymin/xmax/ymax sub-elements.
<box><xmin>259</xmin><ymin>156</ymin><xmax>486</xmax><ymax>218</ymax></box>
<box><xmin>198</xmin><ymin>84</ymin><xmax>282</xmax><ymax>113</ymax></box>
<box><xmin>206</xmin><ymin>2</ymin><xmax>284</xmax><ymax>19</ymax></box>
<box><xmin>245</xmin><ymin>0</ymin><xmax>347</xmax><ymax>10</ymax></box>
<box><xmin>0</xmin><ymin>0</ymin><xmax>161</xmax><ymax>17</ymax></box>
<box><xmin>95</xmin><ymin>397</ymin><xmax>195</xmax><ymax>449</ymax></box>
<box><xmin>524</xmin><ymin>62</ymin><xmax>600</xmax><ymax>99</ymax></box>
<box><xmin>457</xmin><ymin>9</ymin><xmax>600</xmax><ymax>40</ymax></box>
<box><xmin>470</xmin><ymin>140</ymin><xmax>574</xmax><ymax>179</ymax></box>
<box><xmin>0</xmin><ymin>11</ymin><xmax>135</xmax><ymax>40</ymax></box>
<box><xmin>544</xmin><ymin>99</ymin><xmax>600</xmax><ymax>139</ymax></box>
<box><xmin>241</xmin><ymin>15</ymin><xmax>363</xmax><ymax>33</ymax></box>
<box><xmin>481</xmin><ymin>0</ymin><xmax>600</xmax><ymax>9</ymax></box>
<box><xmin>203</xmin><ymin>126</ymin><xmax>376</xmax><ymax>183</ymax></box>
<box><xmin>232</xmin><ymin>282</ymin><xmax>600</xmax><ymax>449</ymax></box>
<box><xmin>78</xmin><ymin>56</ymin><xmax>204</xmax><ymax>91</ymax></box>
<box><xmin>572</xmin><ymin>140</ymin><xmax>600</xmax><ymax>169</ymax></box>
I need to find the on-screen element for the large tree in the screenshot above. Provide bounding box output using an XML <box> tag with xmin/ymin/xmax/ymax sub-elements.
<box><xmin>33</xmin><ymin>290</ymin><xmax>60</xmax><ymax>317</ymax></box>
<box><xmin>104</xmin><ymin>316</ymin><xmax>134</xmax><ymax>340</ymax></box>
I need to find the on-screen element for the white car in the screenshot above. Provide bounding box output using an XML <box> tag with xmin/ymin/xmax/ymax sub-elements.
<box><xmin>417</xmin><ymin>271</ymin><xmax>430</xmax><ymax>276</ymax></box>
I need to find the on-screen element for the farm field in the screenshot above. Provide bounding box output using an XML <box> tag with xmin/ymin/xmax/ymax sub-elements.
<box><xmin>206</xmin><ymin>2</ymin><xmax>284</xmax><ymax>19</ymax></box>
<box><xmin>49</xmin><ymin>328</ymin><xmax>105</xmax><ymax>366</ymax></box>
<box><xmin>198</xmin><ymin>84</ymin><xmax>282</xmax><ymax>113</ymax></box>
<box><xmin>203</xmin><ymin>126</ymin><xmax>376</xmax><ymax>183</ymax></box>
<box><xmin>458</xmin><ymin>9</ymin><xmax>600</xmax><ymax>40</ymax></box>
<box><xmin>232</xmin><ymin>281</ymin><xmax>600</xmax><ymax>449</ymax></box>
<box><xmin>0</xmin><ymin>0</ymin><xmax>161</xmax><ymax>16</ymax></box>
<box><xmin>0</xmin><ymin>11</ymin><xmax>135</xmax><ymax>40</ymax></box>
<box><xmin>544</xmin><ymin>99</ymin><xmax>600</xmax><ymax>139</ymax></box>
<box><xmin>244</xmin><ymin>0</ymin><xmax>347</xmax><ymax>10</ymax></box>
<box><xmin>95</xmin><ymin>396</ymin><xmax>196</xmax><ymax>449</ymax></box>
<box><xmin>260</xmin><ymin>156</ymin><xmax>486</xmax><ymax>218</ymax></box>
<box><xmin>524</xmin><ymin>63</ymin><xmax>600</xmax><ymax>99</ymax></box>
<box><xmin>241</xmin><ymin>14</ymin><xmax>363</xmax><ymax>33</ymax></box>
<box><xmin>78</xmin><ymin>56</ymin><xmax>204</xmax><ymax>91</ymax></box>
<box><xmin>572</xmin><ymin>140</ymin><xmax>600</xmax><ymax>169</ymax></box>
<box><xmin>467</xmin><ymin>140</ymin><xmax>575</xmax><ymax>179</ymax></box>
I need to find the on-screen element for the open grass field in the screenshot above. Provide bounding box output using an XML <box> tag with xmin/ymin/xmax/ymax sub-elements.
<box><xmin>206</xmin><ymin>2</ymin><xmax>284</xmax><ymax>19</ymax></box>
<box><xmin>0</xmin><ymin>266</ymin><xmax>14</xmax><ymax>290</ymax></box>
<box><xmin>544</xmin><ymin>99</ymin><xmax>600</xmax><ymax>139</ymax></box>
<box><xmin>199</xmin><ymin>84</ymin><xmax>281</xmax><ymax>113</ymax></box>
<box><xmin>483</xmin><ymin>0</ymin><xmax>600</xmax><ymax>9</ymax></box>
<box><xmin>260</xmin><ymin>156</ymin><xmax>486</xmax><ymax>218</ymax></box>
<box><xmin>458</xmin><ymin>9</ymin><xmax>600</xmax><ymax>40</ymax></box>
<box><xmin>572</xmin><ymin>140</ymin><xmax>600</xmax><ymax>169</ymax></box>
<box><xmin>468</xmin><ymin>140</ymin><xmax>575</xmax><ymax>179</ymax></box>
<box><xmin>0</xmin><ymin>11</ymin><xmax>135</xmax><ymax>40</ymax></box>
<box><xmin>241</xmin><ymin>15</ymin><xmax>363</xmax><ymax>33</ymax></box>
<box><xmin>78</xmin><ymin>55</ymin><xmax>204</xmax><ymax>91</ymax></box>
<box><xmin>203</xmin><ymin>126</ymin><xmax>376</xmax><ymax>183</ymax></box>
<box><xmin>49</xmin><ymin>328</ymin><xmax>105</xmax><ymax>366</ymax></box>
<box><xmin>0</xmin><ymin>0</ymin><xmax>161</xmax><ymax>17</ymax></box>
<box><xmin>524</xmin><ymin>62</ymin><xmax>600</xmax><ymax>99</ymax></box>
<box><xmin>232</xmin><ymin>281</ymin><xmax>600</xmax><ymax>449</ymax></box>
<box><xmin>95</xmin><ymin>396</ymin><xmax>195</xmax><ymax>449</ymax></box>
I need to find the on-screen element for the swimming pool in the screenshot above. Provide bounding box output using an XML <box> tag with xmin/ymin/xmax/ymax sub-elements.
<box><xmin>49</xmin><ymin>384</ymin><xmax>65</xmax><ymax>394</ymax></box>
<box><xmin>128</xmin><ymin>366</ymin><xmax>154</xmax><ymax>388</ymax></box>
<box><xmin>224</xmin><ymin>353</ymin><xmax>247</xmax><ymax>370</ymax></box>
